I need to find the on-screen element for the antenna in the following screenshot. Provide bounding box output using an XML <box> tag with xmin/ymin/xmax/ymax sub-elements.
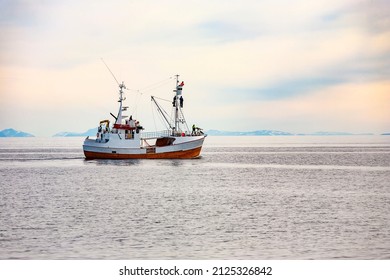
<box><xmin>101</xmin><ymin>58</ymin><xmax>120</xmax><ymax>86</ymax></box>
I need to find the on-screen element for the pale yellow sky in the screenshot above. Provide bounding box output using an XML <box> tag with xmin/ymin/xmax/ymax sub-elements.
<box><xmin>1</xmin><ymin>0</ymin><xmax>389</xmax><ymax>136</ymax></box>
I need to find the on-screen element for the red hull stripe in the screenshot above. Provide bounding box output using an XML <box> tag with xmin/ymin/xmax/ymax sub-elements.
<box><xmin>84</xmin><ymin>146</ymin><xmax>202</xmax><ymax>159</ymax></box>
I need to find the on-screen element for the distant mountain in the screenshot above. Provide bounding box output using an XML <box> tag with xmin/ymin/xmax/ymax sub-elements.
<box><xmin>206</xmin><ymin>129</ymin><xmax>293</xmax><ymax>136</ymax></box>
<box><xmin>206</xmin><ymin>130</ymin><xmax>374</xmax><ymax>136</ymax></box>
<box><xmin>53</xmin><ymin>128</ymin><xmax>97</xmax><ymax>137</ymax></box>
<box><xmin>0</xmin><ymin>128</ymin><xmax>35</xmax><ymax>137</ymax></box>
<box><xmin>309</xmin><ymin>131</ymin><xmax>354</xmax><ymax>136</ymax></box>
<box><xmin>52</xmin><ymin>128</ymin><xmax>377</xmax><ymax>137</ymax></box>
<box><xmin>382</xmin><ymin>133</ymin><xmax>390</xmax><ymax>135</ymax></box>
<box><xmin>308</xmin><ymin>131</ymin><xmax>374</xmax><ymax>136</ymax></box>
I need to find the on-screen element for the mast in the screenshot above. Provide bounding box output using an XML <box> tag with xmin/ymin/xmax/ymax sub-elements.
<box><xmin>100</xmin><ymin>59</ymin><xmax>126</xmax><ymax>126</ymax></box>
<box><xmin>172</xmin><ymin>74</ymin><xmax>188</xmax><ymax>135</ymax></box>
<box><xmin>174</xmin><ymin>75</ymin><xmax>180</xmax><ymax>134</ymax></box>
<box><xmin>116</xmin><ymin>82</ymin><xmax>126</xmax><ymax>125</ymax></box>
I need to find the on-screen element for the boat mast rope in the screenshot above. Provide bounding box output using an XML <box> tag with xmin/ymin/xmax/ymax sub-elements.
<box><xmin>151</xmin><ymin>96</ymin><xmax>174</xmax><ymax>130</ymax></box>
<box><xmin>150</xmin><ymin>100</ymin><xmax>171</xmax><ymax>132</ymax></box>
<box><xmin>131</xmin><ymin>76</ymin><xmax>174</xmax><ymax>119</ymax></box>
<box><xmin>138</xmin><ymin>76</ymin><xmax>173</xmax><ymax>95</ymax></box>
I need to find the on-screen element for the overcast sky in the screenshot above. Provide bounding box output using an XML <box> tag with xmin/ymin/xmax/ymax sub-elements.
<box><xmin>1</xmin><ymin>0</ymin><xmax>389</xmax><ymax>136</ymax></box>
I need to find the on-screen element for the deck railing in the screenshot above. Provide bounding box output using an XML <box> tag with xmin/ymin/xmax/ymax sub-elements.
<box><xmin>141</xmin><ymin>130</ymin><xmax>172</xmax><ymax>139</ymax></box>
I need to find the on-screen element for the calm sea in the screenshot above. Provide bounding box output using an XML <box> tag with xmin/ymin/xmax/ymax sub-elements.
<box><xmin>1</xmin><ymin>136</ymin><xmax>389</xmax><ymax>259</ymax></box>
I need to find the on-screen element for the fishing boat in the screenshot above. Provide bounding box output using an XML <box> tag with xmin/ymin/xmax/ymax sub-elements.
<box><xmin>83</xmin><ymin>75</ymin><xmax>206</xmax><ymax>159</ymax></box>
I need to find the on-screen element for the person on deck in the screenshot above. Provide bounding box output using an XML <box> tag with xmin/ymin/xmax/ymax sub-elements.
<box><xmin>172</xmin><ymin>96</ymin><xmax>177</xmax><ymax>107</ymax></box>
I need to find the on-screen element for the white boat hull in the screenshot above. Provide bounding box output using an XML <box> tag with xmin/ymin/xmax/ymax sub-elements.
<box><xmin>83</xmin><ymin>135</ymin><xmax>205</xmax><ymax>159</ymax></box>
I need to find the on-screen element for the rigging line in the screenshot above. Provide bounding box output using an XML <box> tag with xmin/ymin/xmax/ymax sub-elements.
<box><xmin>160</xmin><ymin>104</ymin><xmax>174</xmax><ymax>126</ymax></box>
<box><xmin>139</xmin><ymin>83</ymin><xmax>171</xmax><ymax>95</ymax></box>
<box><xmin>138</xmin><ymin>79</ymin><xmax>174</xmax><ymax>95</ymax></box>
<box><xmin>140</xmin><ymin>76</ymin><xmax>173</xmax><ymax>91</ymax></box>
<box><xmin>152</xmin><ymin>101</ymin><xmax>169</xmax><ymax>131</ymax></box>
<box><xmin>133</xmin><ymin>89</ymin><xmax>143</xmax><ymax>118</ymax></box>
<box><xmin>130</xmin><ymin>88</ymin><xmax>147</xmax><ymax>119</ymax></box>
<box><xmin>151</xmin><ymin>101</ymin><xmax>158</xmax><ymax>132</ymax></box>
<box><xmin>126</xmin><ymin>88</ymin><xmax>141</xmax><ymax>93</ymax></box>
<box><xmin>158</xmin><ymin>106</ymin><xmax>171</xmax><ymax>131</ymax></box>
<box><xmin>160</xmin><ymin>106</ymin><xmax>174</xmax><ymax>128</ymax></box>
<box><xmin>179</xmin><ymin>107</ymin><xmax>190</xmax><ymax>133</ymax></box>
<box><xmin>100</xmin><ymin>58</ymin><xmax>120</xmax><ymax>86</ymax></box>
<box><xmin>152</xmin><ymin>96</ymin><xmax>172</xmax><ymax>103</ymax></box>
<box><xmin>151</xmin><ymin>96</ymin><xmax>173</xmax><ymax>129</ymax></box>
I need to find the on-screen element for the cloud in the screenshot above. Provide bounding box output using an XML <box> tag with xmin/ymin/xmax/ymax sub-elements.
<box><xmin>1</xmin><ymin>0</ymin><xmax>389</xmax><ymax>135</ymax></box>
<box><xmin>199</xmin><ymin>80</ymin><xmax>390</xmax><ymax>133</ymax></box>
